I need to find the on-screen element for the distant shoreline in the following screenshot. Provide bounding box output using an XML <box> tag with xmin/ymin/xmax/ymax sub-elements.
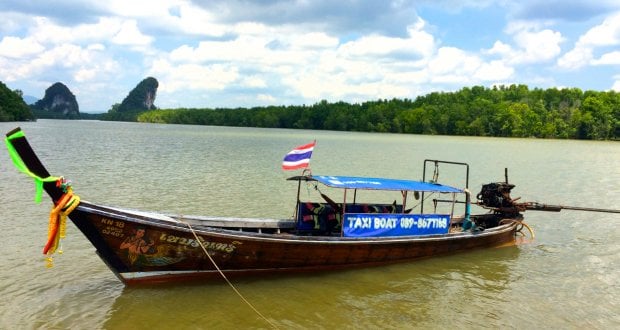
<box><xmin>6</xmin><ymin>84</ymin><xmax>619</xmax><ymax>141</ymax></box>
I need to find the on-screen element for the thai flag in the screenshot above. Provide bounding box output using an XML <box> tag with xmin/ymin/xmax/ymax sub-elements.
<box><xmin>282</xmin><ymin>141</ymin><xmax>316</xmax><ymax>170</ymax></box>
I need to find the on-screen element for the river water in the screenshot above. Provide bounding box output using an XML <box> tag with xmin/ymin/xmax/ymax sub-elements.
<box><xmin>1</xmin><ymin>120</ymin><xmax>618</xmax><ymax>329</ymax></box>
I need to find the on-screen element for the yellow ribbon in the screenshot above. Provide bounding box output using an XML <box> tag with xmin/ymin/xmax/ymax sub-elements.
<box><xmin>45</xmin><ymin>190</ymin><xmax>81</xmax><ymax>268</ymax></box>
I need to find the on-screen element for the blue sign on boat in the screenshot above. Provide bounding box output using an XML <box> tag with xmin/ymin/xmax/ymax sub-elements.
<box><xmin>343</xmin><ymin>213</ymin><xmax>451</xmax><ymax>237</ymax></box>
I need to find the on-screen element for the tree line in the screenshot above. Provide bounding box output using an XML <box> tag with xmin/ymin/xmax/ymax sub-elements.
<box><xmin>137</xmin><ymin>85</ymin><xmax>619</xmax><ymax>140</ymax></box>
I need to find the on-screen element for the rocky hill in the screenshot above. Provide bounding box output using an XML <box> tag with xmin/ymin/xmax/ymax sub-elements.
<box><xmin>102</xmin><ymin>77</ymin><xmax>159</xmax><ymax>121</ymax></box>
<box><xmin>118</xmin><ymin>77</ymin><xmax>158</xmax><ymax>112</ymax></box>
<box><xmin>31</xmin><ymin>82</ymin><xmax>80</xmax><ymax>118</ymax></box>
<box><xmin>0</xmin><ymin>81</ymin><xmax>35</xmax><ymax>121</ymax></box>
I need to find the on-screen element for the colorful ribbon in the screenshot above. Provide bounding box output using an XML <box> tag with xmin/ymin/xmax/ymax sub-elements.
<box><xmin>5</xmin><ymin>130</ymin><xmax>59</xmax><ymax>203</ymax></box>
<box><xmin>5</xmin><ymin>129</ymin><xmax>81</xmax><ymax>267</ymax></box>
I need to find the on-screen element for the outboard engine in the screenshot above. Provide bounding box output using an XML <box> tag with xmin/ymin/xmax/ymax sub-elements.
<box><xmin>474</xmin><ymin>182</ymin><xmax>523</xmax><ymax>228</ymax></box>
<box><xmin>473</xmin><ymin>165</ymin><xmax>529</xmax><ymax>229</ymax></box>
<box><xmin>476</xmin><ymin>182</ymin><xmax>517</xmax><ymax>209</ymax></box>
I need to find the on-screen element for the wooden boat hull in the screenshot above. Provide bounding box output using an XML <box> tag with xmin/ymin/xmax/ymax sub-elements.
<box><xmin>72</xmin><ymin>202</ymin><xmax>517</xmax><ymax>284</ymax></box>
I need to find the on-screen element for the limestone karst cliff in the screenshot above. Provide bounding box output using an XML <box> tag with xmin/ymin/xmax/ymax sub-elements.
<box><xmin>31</xmin><ymin>82</ymin><xmax>80</xmax><ymax>118</ymax></box>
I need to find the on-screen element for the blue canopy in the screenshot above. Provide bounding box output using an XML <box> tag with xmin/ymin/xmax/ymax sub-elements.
<box><xmin>312</xmin><ymin>175</ymin><xmax>463</xmax><ymax>193</ymax></box>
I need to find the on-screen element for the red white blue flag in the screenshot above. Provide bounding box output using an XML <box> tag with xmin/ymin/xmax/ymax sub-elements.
<box><xmin>282</xmin><ymin>141</ymin><xmax>316</xmax><ymax>170</ymax></box>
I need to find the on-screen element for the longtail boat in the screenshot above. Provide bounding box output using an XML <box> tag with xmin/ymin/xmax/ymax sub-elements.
<box><xmin>7</xmin><ymin>127</ymin><xmax>616</xmax><ymax>285</ymax></box>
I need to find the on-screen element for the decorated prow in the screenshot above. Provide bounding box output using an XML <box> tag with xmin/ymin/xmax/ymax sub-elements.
<box><xmin>5</xmin><ymin>128</ymin><xmax>81</xmax><ymax>267</ymax></box>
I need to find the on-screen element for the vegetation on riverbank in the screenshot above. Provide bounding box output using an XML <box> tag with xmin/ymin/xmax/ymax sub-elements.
<box><xmin>3</xmin><ymin>81</ymin><xmax>618</xmax><ymax>140</ymax></box>
<box><xmin>0</xmin><ymin>82</ymin><xmax>34</xmax><ymax>121</ymax></box>
<box><xmin>137</xmin><ymin>85</ymin><xmax>619</xmax><ymax>140</ymax></box>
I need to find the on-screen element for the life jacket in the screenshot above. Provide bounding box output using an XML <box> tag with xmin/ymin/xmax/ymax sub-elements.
<box><xmin>303</xmin><ymin>203</ymin><xmax>341</xmax><ymax>230</ymax></box>
<box><xmin>303</xmin><ymin>202</ymin><xmax>325</xmax><ymax>229</ymax></box>
<box><xmin>327</xmin><ymin>209</ymin><xmax>342</xmax><ymax>229</ymax></box>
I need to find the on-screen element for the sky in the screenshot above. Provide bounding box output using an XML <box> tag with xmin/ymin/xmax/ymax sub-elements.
<box><xmin>1</xmin><ymin>0</ymin><xmax>619</xmax><ymax>113</ymax></box>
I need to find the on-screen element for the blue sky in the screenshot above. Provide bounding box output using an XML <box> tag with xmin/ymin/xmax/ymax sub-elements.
<box><xmin>1</xmin><ymin>0</ymin><xmax>619</xmax><ymax>113</ymax></box>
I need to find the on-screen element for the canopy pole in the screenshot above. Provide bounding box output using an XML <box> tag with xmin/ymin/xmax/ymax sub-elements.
<box><xmin>464</xmin><ymin>189</ymin><xmax>471</xmax><ymax>222</ymax></box>
<box><xmin>450</xmin><ymin>192</ymin><xmax>456</xmax><ymax>219</ymax></box>
<box><xmin>293</xmin><ymin>178</ymin><xmax>302</xmax><ymax>221</ymax></box>
<box><xmin>341</xmin><ymin>188</ymin><xmax>348</xmax><ymax>237</ymax></box>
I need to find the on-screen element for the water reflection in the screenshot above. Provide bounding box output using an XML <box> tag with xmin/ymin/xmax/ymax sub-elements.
<box><xmin>101</xmin><ymin>246</ymin><xmax>520</xmax><ymax>328</ymax></box>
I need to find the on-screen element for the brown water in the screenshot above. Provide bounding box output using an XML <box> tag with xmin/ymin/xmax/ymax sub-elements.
<box><xmin>1</xmin><ymin>120</ymin><xmax>618</xmax><ymax>329</ymax></box>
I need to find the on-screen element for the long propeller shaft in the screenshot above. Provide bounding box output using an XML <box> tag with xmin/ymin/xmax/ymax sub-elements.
<box><xmin>523</xmin><ymin>202</ymin><xmax>620</xmax><ymax>214</ymax></box>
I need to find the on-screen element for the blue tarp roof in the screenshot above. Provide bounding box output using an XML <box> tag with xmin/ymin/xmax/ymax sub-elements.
<box><xmin>311</xmin><ymin>175</ymin><xmax>463</xmax><ymax>193</ymax></box>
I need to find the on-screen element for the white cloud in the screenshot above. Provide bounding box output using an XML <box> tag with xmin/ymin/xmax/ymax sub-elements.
<box><xmin>170</xmin><ymin>3</ymin><xmax>228</xmax><ymax>37</ymax></box>
<box><xmin>340</xmin><ymin>33</ymin><xmax>419</xmax><ymax>58</ymax></box>
<box><xmin>612</xmin><ymin>77</ymin><xmax>620</xmax><ymax>91</ymax></box>
<box><xmin>474</xmin><ymin>60</ymin><xmax>514</xmax><ymax>81</ymax></box>
<box><xmin>592</xmin><ymin>51</ymin><xmax>620</xmax><ymax>65</ymax></box>
<box><xmin>30</xmin><ymin>17</ymin><xmax>111</xmax><ymax>45</ymax></box>
<box><xmin>290</xmin><ymin>32</ymin><xmax>339</xmax><ymax>50</ymax></box>
<box><xmin>74</xmin><ymin>68</ymin><xmax>97</xmax><ymax>82</ymax></box>
<box><xmin>39</xmin><ymin>44</ymin><xmax>105</xmax><ymax>69</ymax></box>
<box><xmin>426</xmin><ymin>47</ymin><xmax>483</xmax><ymax>84</ymax></box>
<box><xmin>87</xmin><ymin>43</ymin><xmax>106</xmax><ymax>51</ymax></box>
<box><xmin>487</xmin><ymin>41</ymin><xmax>512</xmax><ymax>57</ymax></box>
<box><xmin>488</xmin><ymin>25</ymin><xmax>563</xmax><ymax>65</ymax></box>
<box><xmin>257</xmin><ymin>94</ymin><xmax>276</xmax><ymax>103</ymax></box>
<box><xmin>169</xmin><ymin>35</ymin><xmax>273</xmax><ymax>64</ymax></box>
<box><xmin>107</xmin><ymin>1</ymin><xmax>230</xmax><ymax>38</ymax></box>
<box><xmin>577</xmin><ymin>11</ymin><xmax>620</xmax><ymax>46</ymax></box>
<box><xmin>24</xmin><ymin>16</ymin><xmax>155</xmax><ymax>51</ymax></box>
<box><xmin>557</xmin><ymin>11</ymin><xmax>620</xmax><ymax>69</ymax></box>
<box><xmin>42</xmin><ymin>46</ymin><xmax>120</xmax><ymax>95</ymax></box>
<box><xmin>505</xmin><ymin>19</ymin><xmax>550</xmax><ymax>35</ymax></box>
<box><xmin>0</xmin><ymin>37</ymin><xmax>119</xmax><ymax>85</ymax></box>
<box><xmin>74</xmin><ymin>55</ymin><xmax>119</xmax><ymax>82</ymax></box>
<box><xmin>512</xmin><ymin>29</ymin><xmax>563</xmax><ymax>63</ymax></box>
<box><xmin>111</xmin><ymin>20</ymin><xmax>153</xmax><ymax>47</ymax></box>
<box><xmin>0</xmin><ymin>36</ymin><xmax>45</xmax><ymax>58</ymax></box>
<box><xmin>557</xmin><ymin>46</ymin><xmax>592</xmax><ymax>69</ymax></box>
<box><xmin>339</xmin><ymin>18</ymin><xmax>434</xmax><ymax>60</ymax></box>
<box><xmin>283</xmin><ymin>69</ymin><xmax>410</xmax><ymax>102</ymax></box>
<box><xmin>106</xmin><ymin>0</ymin><xmax>180</xmax><ymax>17</ymax></box>
<box><xmin>149</xmin><ymin>59</ymin><xmax>239</xmax><ymax>92</ymax></box>
<box><xmin>241</xmin><ymin>76</ymin><xmax>267</xmax><ymax>88</ymax></box>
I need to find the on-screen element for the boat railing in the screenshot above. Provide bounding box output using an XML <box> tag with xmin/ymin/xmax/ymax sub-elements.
<box><xmin>422</xmin><ymin>159</ymin><xmax>470</xmax><ymax>215</ymax></box>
